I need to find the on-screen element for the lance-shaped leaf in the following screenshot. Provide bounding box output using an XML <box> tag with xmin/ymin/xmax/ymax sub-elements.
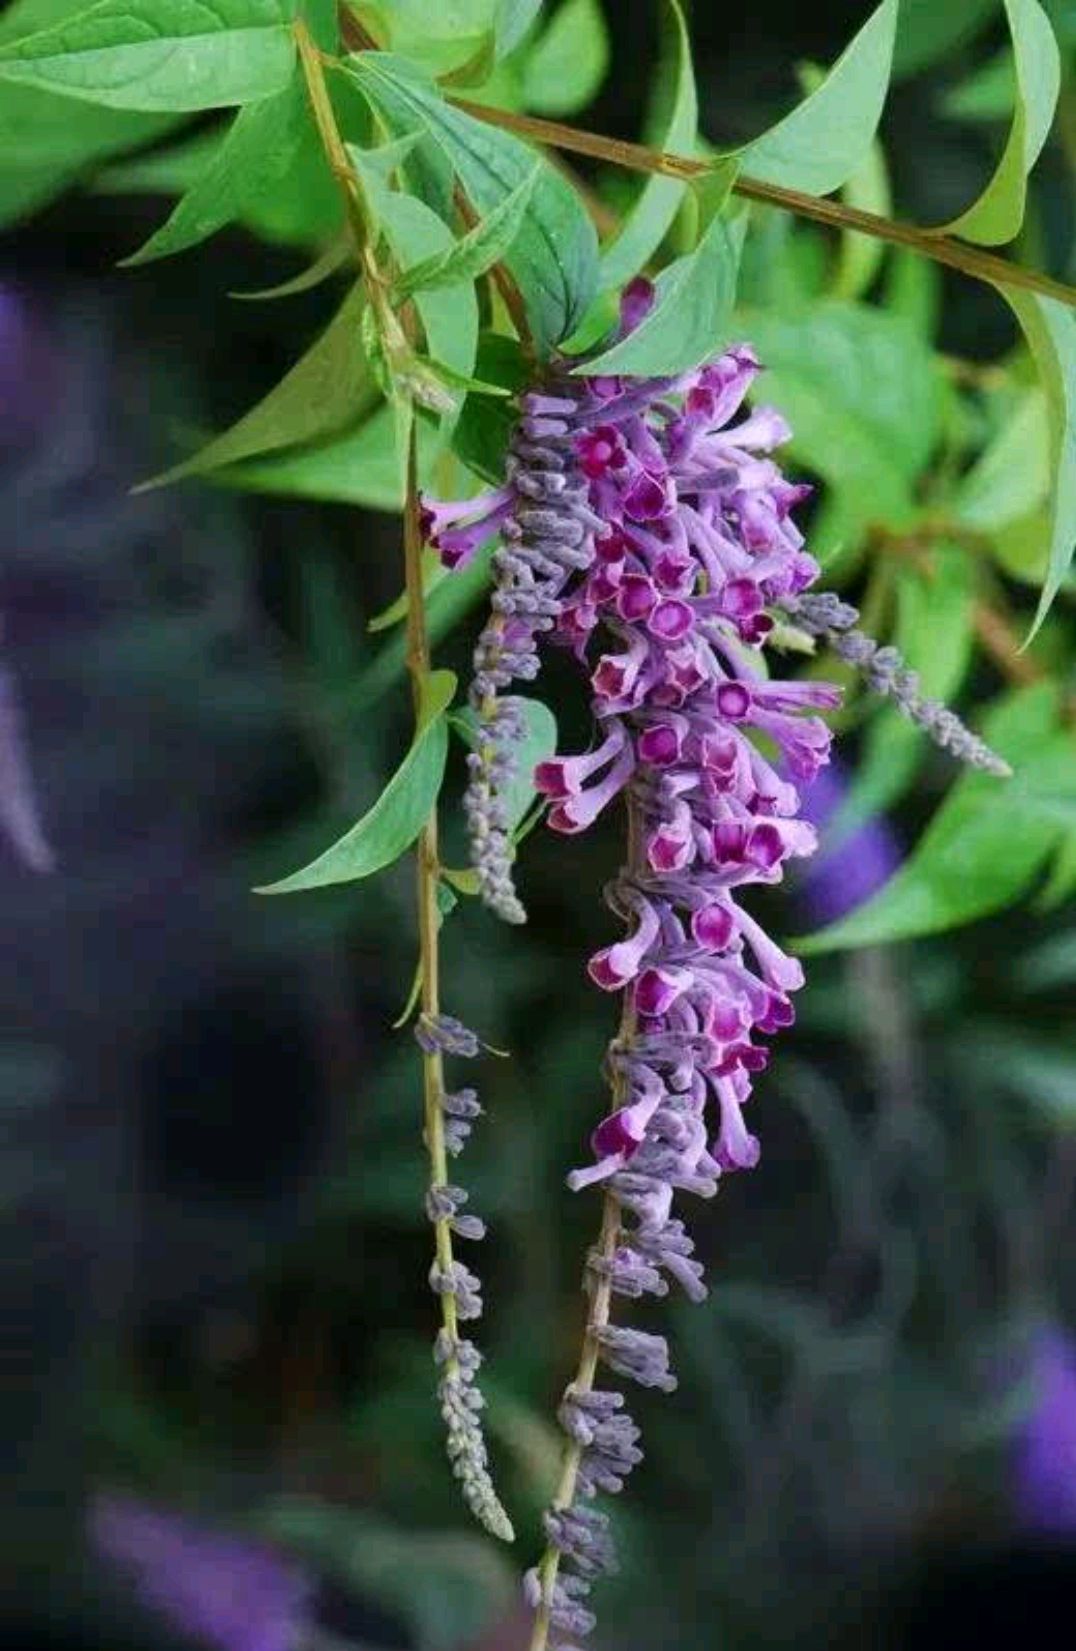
<box><xmin>998</xmin><ymin>288</ymin><xmax>1076</xmax><ymax>635</ymax></box>
<box><xmin>724</xmin><ymin>0</ymin><xmax>899</xmax><ymax>196</ymax></box>
<box><xmin>576</xmin><ymin>207</ymin><xmax>745</xmax><ymax>377</ymax></box>
<box><xmin>121</xmin><ymin>66</ymin><xmax>311</xmax><ymax>265</ymax></box>
<box><xmin>350</xmin><ymin>51</ymin><xmax>599</xmax><ymax>353</ymax></box>
<box><xmin>217</xmin><ymin>401</ymin><xmax>480</xmax><ymax>508</ymax></box>
<box><xmin>934</xmin><ymin>0</ymin><xmax>1059</xmax><ymax>246</ymax></box>
<box><xmin>136</xmin><ymin>283</ymin><xmax>377</xmax><ymax>489</ymax></box>
<box><xmin>520</xmin><ymin>0</ymin><xmax>609</xmax><ymax>118</ymax></box>
<box><xmin>599</xmin><ymin>0</ymin><xmax>697</xmax><ymax>290</ymax></box>
<box><xmin>349</xmin><ymin>143</ymin><xmax>479</xmax><ymax>394</ymax></box>
<box><xmin>0</xmin><ymin>0</ymin><xmax>299</xmax><ymax>112</ymax></box>
<box><xmin>256</xmin><ymin>669</ymin><xmax>456</xmax><ymax>894</ymax></box>
<box><xmin>393</xmin><ymin>163</ymin><xmax>539</xmax><ymax>297</ymax></box>
<box><xmin>230</xmin><ymin>235</ymin><xmax>350</xmax><ymax>301</ymax></box>
<box><xmin>798</xmin><ymin>684</ymin><xmax>1076</xmax><ymax>952</ymax></box>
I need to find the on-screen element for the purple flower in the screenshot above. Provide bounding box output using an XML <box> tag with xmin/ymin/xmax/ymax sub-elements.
<box><xmin>88</xmin><ymin>1493</ymin><xmax>311</xmax><ymax>1651</ymax></box>
<box><xmin>1010</xmin><ymin>1326</ymin><xmax>1076</xmax><ymax>1537</ymax></box>
<box><xmin>421</xmin><ymin>282</ymin><xmax>847</xmax><ymax>1643</ymax></box>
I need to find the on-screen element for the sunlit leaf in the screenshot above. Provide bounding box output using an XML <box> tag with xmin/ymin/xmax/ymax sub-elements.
<box><xmin>599</xmin><ymin>0</ymin><xmax>697</xmax><ymax>290</ymax></box>
<box><xmin>393</xmin><ymin>162</ymin><xmax>539</xmax><ymax>295</ymax></box>
<box><xmin>350</xmin><ymin>51</ymin><xmax>599</xmax><ymax>352</ymax></box>
<box><xmin>520</xmin><ymin>0</ymin><xmax>609</xmax><ymax>117</ymax></box>
<box><xmin>136</xmin><ymin>283</ymin><xmax>377</xmax><ymax>489</ymax></box>
<box><xmin>121</xmin><ymin>69</ymin><xmax>308</xmax><ymax>265</ymax></box>
<box><xmin>728</xmin><ymin>0</ymin><xmax>899</xmax><ymax>196</ymax></box>
<box><xmin>350</xmin><ymin>143</ymin><xmax>480</xmax><ymax>395</ymax></box>
<box><xmin>494</xmin><ymin>0</ymin><xmax>542</xmax><ymax>58</ymax></box>
<box><xmin>956</xmin><ymin>387</ymin><xmax>1052</xmax><ymax>531</ymax></box>
<box><xmin>799</xmin><ymin>684</ymin><xmax>1076</xmax><ymax>951</ymax></box>
<box><xmin>578</xmin><ymin>208</ymin><xmax>745</xmax><ymax>377</ymax></box>
<box><xmin>998</xmin><ymin>289</ymin><xmax>1076</xmax><ymax>634</ymax></box>
<box><xmin>256</xmin><ymin>669</ymin><xmax>456</xmax><ymax>894</ymax></box>
<box><xmin>0</xmin><ymin>0</ymin><xmax>298</xmax><ymax>112</ymax></box>
<box><xmin>935</xmin><ymin>0</ymin><xmax>1060</xmax><ymax>246</ymax></box>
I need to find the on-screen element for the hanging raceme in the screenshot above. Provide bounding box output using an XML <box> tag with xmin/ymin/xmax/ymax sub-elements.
<box><xmin>8</xmin><ymin>0</ymin><xmax>1076</xmax><ymax>1636</ymax></box>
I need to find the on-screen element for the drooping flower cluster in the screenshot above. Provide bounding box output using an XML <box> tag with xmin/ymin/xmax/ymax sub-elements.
<box><xmin>413</xmin><ymin>1011</ymin><xmax>514</xmax><ymax>1543</ymax></box>
<box><xmin>421</xmin><ymin>279</ymin><xmax>1009</xmax><ymax>1641</ymax></box>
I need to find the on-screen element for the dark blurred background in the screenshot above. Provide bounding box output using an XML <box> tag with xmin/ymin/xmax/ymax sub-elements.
<box><xmin>4</xmin><ymin>3</ymin><xmax>1076</xmax><ymax>1649</ymax></box>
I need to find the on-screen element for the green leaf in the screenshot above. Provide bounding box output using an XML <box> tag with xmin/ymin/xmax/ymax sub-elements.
<box><xmin>728</xmin><ymin>0</ymin><xmax>899</xmax><ymax>196</ymax></box>
<box><xmin>598</xmin><ymin>0</ymin><xmax>697</xmax><ymax>290</ymax></box>
<box><xmin>494</xmin><ymin>0</ymin><xmax>542</xmax><ymax>58</ymax></box>
<box><xmin>0</xmin><ymin>0</ymin><xmax>299</xmax><ymax>112</ymax></box>
<box><xmin>451</xmin><ymin>329</ymin><xmax>528</xmax><ymax>482</ymax></box>
<box><xmin>836</xmin><ymin>546</ymin><xmax>975</xmax><ymax>829</ymax></box>
<box><xmin>937</xmin><ymin>0</ymin><xmax>1060</xmax><ymax>245</ymax></box>
<box><xmin>0</xmin><ymin>81</ymin><xmax>181</xmax><ymax>226</ymax></box>
<box><xmin>230</xmin><ymin>235</ymin><xmax>350</xmax><ymax>300</ymax></box>
<box><xmin>136</xmin><ymin>283</ymin><xmax>377</xmax><ymax>489</ymax></box>
<box><xmin>1037</xmin><ymin>831</ymin><xmax>1076</xmax><ymax>908</ymax></box>
<box><xmin>359</xmin><ymin>0</ymin><xmax>498</xmax><ymax>77</ymax></box>
<box><xmin>799</xmin><ymin>684</ymin><xmax>1076</xmax><ymax>952</ymax></box>
<box><xmin>218</xmin><ymin>401</ymin><xmax>475</xmax><ymax>508</ymax></box>
<box><xmin>741</xmin><ymin>300</ymin><xmax>943</xmax><ymax>557</ymax></box>
<box><xmin>256</xmin><ymin>669</ymin><xmax>456</xmax><ymax>894</ymax></box>
<box><xmin>453</xmin><ymin>696</ymin><xmax>557</xmax><ymax>830</ymax></box>
<box><xmin>830</xmin><ymin>122</ymin><xmax>892</xmax><ymax>301</ymax></box>
<box><xmin>893</xmin><ymin>0</ymin><xmax>999</xmax><ymax>77</ymax></box>
<box><xmin>394</xmin><ymin>162</ymin><xmax>539</xmax><ymax>295</ymax></box>
<box><xmin>350</xmin><ymin>52</ymin><xmax>599</xmax><ymax>353</ymax></box>
<box><xmin>943</xmin><ymin>47</ymin><xmax>1017</xmax><ymax>121</ymax></box>
<box><xmin>998</xmin><ymin>289</ymin><xmax>1076</xmax><ymax>634</ymax></box>
<box><xmin>577</xmin><ymin>207</ymin><xmax>745</xmax><ymax>378</ymax></box>
<box><xmin>349</xmin><ymin>144</ymin><xmax>479</xmax><ymax>392</ymax></box>
<box><xmin>955</xmin><ymin>387</ymin><xmax>1052</xmax><ymax>529</ymax></box>
<box><xmin>520</xmin><ymin>0</ymin><xmax>609</xmax><ymax>117</ymax></box>
<box><xmin>121</xmin><ymin>69</ymin><xmax>308</xmax><ymax>265</ymax></box>
<box><xmin>95</xmin><ymin>116</ymin><xmax>340</xmax><ymax>248</ymax></box>
<box><xmin>368</xmin><ymin>546</ymin><xmax>448</xmax><ymax>632</ymax></box>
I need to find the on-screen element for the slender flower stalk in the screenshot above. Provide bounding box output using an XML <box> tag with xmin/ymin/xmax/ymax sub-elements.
<box><xmin>403</xmin><ymin>437</ymin><xmax>513</xmax><ymax>1543</ymax></box>
<box><xmin>422</xmin><ymin>277</ymin><xmax>1011</xmax><ymax>1643</ymax></box>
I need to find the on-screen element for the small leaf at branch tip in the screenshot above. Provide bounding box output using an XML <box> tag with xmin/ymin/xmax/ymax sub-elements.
<box><xmin>442</xmin><ymin>866</ymin><xmax>482</xmax><ymax>895</ymax></box>
<box><xmin>392</xmin><ymin>963</ymin><xmax>424</xmax><ymax>1029</ymax></box>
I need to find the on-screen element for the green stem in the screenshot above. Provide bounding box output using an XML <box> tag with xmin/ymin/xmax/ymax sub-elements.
<box><xmin>296</xmin><ymin>17</ymin><xmax>411</xmax><ymax>363</ymax></box>
<box><xmin>402</xmin><ymin>432</ymin><xmax>462</xmax><ymax>1357</ymax></box>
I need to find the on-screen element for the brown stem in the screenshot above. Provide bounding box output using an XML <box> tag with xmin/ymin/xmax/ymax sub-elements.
<box><xmin>448</xmin><ymin>99</ymin><xmax>1076</xmax><ymax>310</ymax></box>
